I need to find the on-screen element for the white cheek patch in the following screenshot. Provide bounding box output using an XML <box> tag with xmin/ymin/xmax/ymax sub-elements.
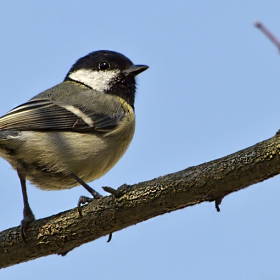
<box><xmin>68</xmin><ymin>69</ymin><xmax>120</xmax><ymax>92</ymax></box>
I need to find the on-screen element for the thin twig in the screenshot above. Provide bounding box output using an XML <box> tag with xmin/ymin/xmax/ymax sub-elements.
<box><xmin>255</xmin><ymin>21</ymin><xmax>280</xmax><ymax>52</ymax></box>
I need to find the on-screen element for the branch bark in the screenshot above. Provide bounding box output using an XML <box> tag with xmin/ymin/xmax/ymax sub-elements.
<box><xmin>1</xmin><ymin>131</ymin><xmax>280</xmax><ymax>268</ymax></box>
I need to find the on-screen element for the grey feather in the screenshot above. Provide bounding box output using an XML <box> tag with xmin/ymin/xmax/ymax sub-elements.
<box><xmin>0</xmin><ymin>81</ymin><xmax>125</xmax><ymax>132</ymax></box>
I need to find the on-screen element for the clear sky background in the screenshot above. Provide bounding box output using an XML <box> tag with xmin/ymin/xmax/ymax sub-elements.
<box><xmin>0</xmin><ymin>1</ymin><xmax>280</xmax><ymax>279</ymax></box>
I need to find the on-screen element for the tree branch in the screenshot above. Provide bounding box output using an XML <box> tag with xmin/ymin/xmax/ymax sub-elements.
<box><xmin>1</xmin><ymin>131</ymin><xmax>280</xmax><ymax>268</ymax></box>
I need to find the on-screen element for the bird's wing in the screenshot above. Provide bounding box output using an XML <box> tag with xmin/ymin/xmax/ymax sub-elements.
<box><xmin>0</xmin><ymin>94</ymin><xmax>125</xmax><ymax>133</ymax></box>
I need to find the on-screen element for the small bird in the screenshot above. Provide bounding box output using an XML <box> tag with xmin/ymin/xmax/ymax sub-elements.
<box><xmin>0</xmin><ymin>50</ymin><xmax>148</xmax><ymax>237</ymax></box>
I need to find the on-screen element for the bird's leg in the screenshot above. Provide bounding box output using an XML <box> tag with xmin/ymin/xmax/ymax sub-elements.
<box><xmin>17</xmin><ymin>171</ymin><xmax>35</xmax><ymax>240</ymax></box>
<box><xmin>70</xmin><ymin>172</ymin><xmax>102</xmax><ymax>216</ymax></box>
<box><xmin>70</xmin><ymin>172</ymin><xmax>113</xmax><ymax>242</ymax></box>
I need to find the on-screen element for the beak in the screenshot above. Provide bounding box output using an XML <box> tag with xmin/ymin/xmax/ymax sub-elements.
<box><xmin>125</xmin><ymin>65</ymin><xmax>149</xmax><ymax>77</ymax></box>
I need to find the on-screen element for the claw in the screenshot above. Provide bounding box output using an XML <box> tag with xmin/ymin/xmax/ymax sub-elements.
<box><xmin>70</xmin><ymin>173</ymin><xmax>113</xmax><ymax>242</ymax></box>
<box><xmin>77</xmin><ymin>195</ymin><xmax>94</xmax><ymax>216</ymax></box>
<box><xmin>20</xmin><ymin>212</ymin><xmax>35</xmax><ymax>241</ymax></box>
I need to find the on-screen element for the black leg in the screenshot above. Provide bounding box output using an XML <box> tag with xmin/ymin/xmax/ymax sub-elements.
<box><xmin>70</xmin><ymin>173</ymin><xmax>102</xmax><ymax>199</ymax></box>
<box><xmin>70</xmin><ymin>173</ymin><xmax>113</xmax><ymax>242</ymax></box>
<box><xmin>17</xmin><ymin>171</ymin><xmax>35</xmax><ymax>240</ymax></box>
<box><xmin>70</xmin><ymin>173</ymin><xmax>102</xmax><ymax>216</ymax></box>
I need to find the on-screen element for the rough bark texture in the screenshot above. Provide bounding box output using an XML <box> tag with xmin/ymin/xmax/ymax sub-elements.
<box><xmin>1</xmin><ymin>132</ymin><xmax>280</xmax><ymax>268</ymax></box>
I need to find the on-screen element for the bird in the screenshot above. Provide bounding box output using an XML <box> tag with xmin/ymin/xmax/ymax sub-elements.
<box><xmin>0</xmin><ymin>50</ymin><xmax>148</xmax><ymax>238</ymax></box>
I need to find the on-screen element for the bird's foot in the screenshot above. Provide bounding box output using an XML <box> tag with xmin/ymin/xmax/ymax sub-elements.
<box><xmin>20</xmin><ymin>211</ymin><xmax>35</xmax><ymax>241</ymax></box>
<box><xmin>71</xmin><ymin>173</ymin><xmax>114</xmax><ymax>242</ymax></box>
<box><xmin>77</xmin><ymin>195</ymin><xmax>102</xmax><ymax>216</ymax></box>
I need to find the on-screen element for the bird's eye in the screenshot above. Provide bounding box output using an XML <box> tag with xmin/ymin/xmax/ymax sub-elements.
<box><xmin>99</xmin><ymin>61</ymin><xmax>110</xmax><ymax>70</ymax></box>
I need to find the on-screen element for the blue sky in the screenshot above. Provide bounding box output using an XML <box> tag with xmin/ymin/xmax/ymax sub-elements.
<box><xmin>1</xmin><ymin>1</ymin><xmax>280</xmax><ymax>279</ymax></box>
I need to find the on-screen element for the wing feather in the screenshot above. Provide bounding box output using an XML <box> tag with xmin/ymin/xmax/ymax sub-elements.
<box><xmin>0</xmin><ymin>98</ymin><xmax>124</xmax><ymax>132</ymax></box>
